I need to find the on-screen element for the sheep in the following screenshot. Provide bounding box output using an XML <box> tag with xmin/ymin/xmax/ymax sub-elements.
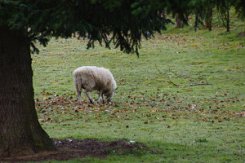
<box><xmin>73</xmin><ymin>66</ymin><xmax>117</xmax><ymax>104</ymax></box>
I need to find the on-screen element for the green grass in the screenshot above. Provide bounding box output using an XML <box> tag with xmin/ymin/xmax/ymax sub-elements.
<box><xmin>32</xmin><ymin>24</ymin><xmax>245</xmax><ymax>162</ymax></box>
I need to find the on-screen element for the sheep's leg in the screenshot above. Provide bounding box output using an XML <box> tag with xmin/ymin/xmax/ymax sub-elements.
<box><xmin>84</xmin><ymin>91</ymin><xmax>94</xmax><ymax>104</ymax></box>
<box><xmin>106</xmin><ymin>94</ymin><xmax>112</xmax><ymax>104</ymax></box>
<box><xmin>102</xmin><ymin>94</ymin><xmax>105</xmax><ymax>104</ymax></box>
<box><xmin>75</xmin><ymin>82</ymin><xmax>82</xmax><ymax>102</ymax></box>
<box><xmin>97</xmin><ymin>92</ymin><xmax>102</xmax><ymax>103</ymax></box>
<box><xmin>77</xmin><ymin>90</ymin><xmax>82</xmax><ymax>101</ymax></box>
<box><xmin>97</xmin><ymin>91</ymin><xmax>104</xmax><ymax>104</ymax></box>
<box><xmin>107</xmin><ymin>97</ymin><xmax>112</xmax><ymax>103</ymax></box>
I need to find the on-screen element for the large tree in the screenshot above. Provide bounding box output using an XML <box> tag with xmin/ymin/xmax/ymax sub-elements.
<box><xmin>1</xmin><ymin>0</ymin><xmax>244</xmax><ymax>158</ymax></box>
<box><xmin>0</xmin><ymin>0</ymin><xmax>165</xmax><ymax>157</ymax></box>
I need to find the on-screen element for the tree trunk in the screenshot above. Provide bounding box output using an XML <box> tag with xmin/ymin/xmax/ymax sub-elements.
<box><xmin>194</xmin><ymin>14</ymin><xmax>198</xmax><ymax>32</ymax></box>
<box><xmin>175</xmin><ymin>13</ymin><xmax>184</xmax><ymax>28</ymax></box>
<box><xmin>226</xmin><ymin>9</ymin><xmax>230</xmax><ymax>32</ymax></box>
<box><xmin>205</xmin><ymin>7</ymin><xmax>213</xmax><ymax>31</ymax></box>
<box><xmin>0</xmin><ymin>27</ymin><xmax>55</xmax><ymax>157</ymax></box>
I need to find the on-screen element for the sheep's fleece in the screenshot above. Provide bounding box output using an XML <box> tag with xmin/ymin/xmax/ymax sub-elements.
<box><xmin>73</xmin><ymin>66</ymin><xmax>117</xmax><ymax>104</ymax></box>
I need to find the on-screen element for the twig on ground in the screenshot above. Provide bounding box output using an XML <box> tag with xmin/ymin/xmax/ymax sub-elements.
<box><xmin>190</xmin><ymin>83</ymin><xmax>212</xmax><ymax>86</ymax></box>
<box><xmin>154</xmin><ymin>64</ymin><xmax>179</xmax><ymax>87</ymax></box>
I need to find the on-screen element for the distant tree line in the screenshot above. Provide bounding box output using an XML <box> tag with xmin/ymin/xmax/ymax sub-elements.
<box><xmin>161</xmin><ymin>0</ymin><xmax>245</xmax><ymax>32</ymax></box>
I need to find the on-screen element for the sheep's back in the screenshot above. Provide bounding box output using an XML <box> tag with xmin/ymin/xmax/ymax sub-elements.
<box><xmin>93</xmin><ymin>67</ymin><xmax>115</xmax><ymax>90</ymax></box>
<box><xmin>73</xmin><ymin>66</ymin><xmax>116</xmax><ymax>91</ymax></box>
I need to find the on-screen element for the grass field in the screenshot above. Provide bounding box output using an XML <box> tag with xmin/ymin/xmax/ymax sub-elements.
<box><xmin>32</xmin><ymin>24</ymin><xmax>245</xmax><ymax>162</ymax></box>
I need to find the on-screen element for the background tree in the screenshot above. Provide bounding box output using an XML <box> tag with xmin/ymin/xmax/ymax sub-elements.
<box><xmin>0</xmin><ymin>0</ymin><xmax>165</xmax><ymax>157</ymax></box>
<box><xmin>216</xmin><ymin>0</ymin><xmax>232</xmax><ymax>32</ymax></box>
<box><xmin>190</xmin><ymin>0</ymin><xmax>215</xmax><ymax>31</ymax></box>
<box><xmin>204</xmin><ymin>0</ymin><xmax>215</xmax><ymax>31</ymax></box>
<box><xmin>190</xmin><ymin>0</ymin><xmax>205</xmax><ymax>31</ymax></box>
<box><xmin>165</xmin><ymin>0</ymin><xmax>191</xmax><ymax>28</ymax></box>
<box><xmin>234</xmin><ymin>0</ymin><xmax>245</xmax><ymax>18</ymax></box>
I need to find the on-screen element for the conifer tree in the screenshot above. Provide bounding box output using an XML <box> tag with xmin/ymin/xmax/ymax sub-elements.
<box><xmin>0</xmin><ymin>0</ymin><xmax>165</xmax><ymax>157</ymax></box>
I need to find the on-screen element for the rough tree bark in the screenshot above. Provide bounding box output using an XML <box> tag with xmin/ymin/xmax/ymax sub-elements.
<box><xmin>0</xmin><ymin>27</ymin><xmax>55</xmax><ymax>157</ymax></box>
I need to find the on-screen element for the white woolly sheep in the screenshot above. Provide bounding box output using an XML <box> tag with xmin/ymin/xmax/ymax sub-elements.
<box><xmin>73</xmin><ymin>66</ymin><xmax>117</xmax><ymax>104</ymax></box>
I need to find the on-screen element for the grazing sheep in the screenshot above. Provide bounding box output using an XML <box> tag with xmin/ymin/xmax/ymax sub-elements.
<box><xmin>73</xmin><ymin>66</ymin><xmax>117</xmax><ymax>104</ymax></box>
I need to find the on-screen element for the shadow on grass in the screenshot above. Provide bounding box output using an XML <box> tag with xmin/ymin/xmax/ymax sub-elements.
<box><xmin>2</xmin><ymin>139</ymin><xmax>158</xmax><ymax>162</ymax></box>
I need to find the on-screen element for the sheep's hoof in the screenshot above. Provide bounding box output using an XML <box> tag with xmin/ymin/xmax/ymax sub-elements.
<box><xmin>89</xmin><ymin>100</ymin><xmax>95</xmax><ymax>104</ymax></box>
<box><xmin>76</xmin><ymin>101</ymin><xmax>83</xmax><ymax>105</ymax></box>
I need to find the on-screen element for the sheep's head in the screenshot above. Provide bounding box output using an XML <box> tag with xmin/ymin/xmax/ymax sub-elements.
<box><xmin>105</xmin><ymin>81</ymin><xmax>117</xmax><ymax>102</ymax></box>
<box><xmin>104</xmin><ymin>91</ymin><xmax>113</xmax><ymax>102</ymax></box>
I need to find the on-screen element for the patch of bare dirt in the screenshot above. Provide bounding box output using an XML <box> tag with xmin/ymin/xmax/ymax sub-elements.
<box><xmin>1</xmin><ymin>139</ymin><xmax>149</xmax><ymax>162</ymax></box>
<box><xmin>235</xmin><ymin>111</ymin><xmax>245</xmax><ymax>117</ymax></box>
<box><xmin>35</xmin><ymin>95</ymin><xmax>244</xmax><ymax>124</ymax></box>
<box><xmin>238</xmin><ymin>32</ymin><xmax>245</xmax><ymax>37</ymax></box>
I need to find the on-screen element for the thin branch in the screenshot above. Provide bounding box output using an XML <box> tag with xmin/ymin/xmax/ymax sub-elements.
<box><xmin>190</xmin><ymin>83</ymin><xmax>212</xmax><ymax>86</ymax></box>
<box><xmin>154</xmin><ymin>64</ymin><xmax>179</xmax><ymax>87</ymax></box>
